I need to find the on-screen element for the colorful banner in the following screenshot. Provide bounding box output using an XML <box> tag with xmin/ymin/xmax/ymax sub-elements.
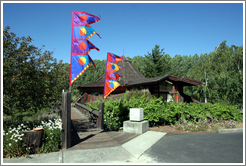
<box><xmin>70</xmin><ymin>55</ymin><xmax>95</xmax><ymax>85</ymax></box>
<box><xmin>107</xmin><ymin>52</ymin><xmax>123</xmax><ymax>63</ymax></box>
<box><xmin>105</xmin><ymin>71</ymin><xmax>123</xmax><ymax>81</ymax></box>
<box><xmin>71</xmin><ymin>40</ymin><xmax>99</xmax><ymax>55</ymax></box>
<box><xmin>73</xmin><ymin>11</ymin><xmax>100</xmax><ymax>26</ymax></box>
<box><xmin>70</xmin><ymin>11</ymin><xmax>100</xmax><ymax>86</ymax></box>
<box><xmin>104</xmin><ymin>80</ymin><xmax>121</xmax><ymax>98</ymax></box>
<box><xmin>104</xmin><ymin>52</ymin><xmax>124</xmax><ymax>98</ymax></box>
<box><xmin>106</xmin><ymin>62</ymin><xmax>123</xmax><ymax>72</ymax></box>
<box><xmin>73</xmin><ymin>26</ymin><xmax>101</xmax><ymax>40</ymax></box>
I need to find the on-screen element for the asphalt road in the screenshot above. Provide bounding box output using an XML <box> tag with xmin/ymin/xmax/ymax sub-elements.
<box><xmin>144</xmin><ymin>132</ymin><xmax>244</xmax><ymax>163</ymax></box>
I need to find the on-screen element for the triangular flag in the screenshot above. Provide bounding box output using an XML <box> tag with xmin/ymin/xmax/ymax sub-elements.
<box><xmin>70</xmin><ymin>55</ymin><xmax>96</xmax><ymax>85</ymax></box>
<box><xmin>104</xmin><ymin>80</ymin><xmax>121</xmax><ymax>98</ymax></box>
<box><xmin>73</xmin><ymin>26</ymin><xmax>101</xmax><ymax>40</ymax></box>
<box><xmin>107</xmin><ymin>52</ymin><xmax>123</xmax><ymax>63</ymax></box>
<box><xmin>105</xmin><ymin>71</ymin><xmax>123</xmax><ymax>81</ymax></box>
<box><xmin>73</xmin><ymin>11</ymin><xmax>100</xmax><ymax>26</ymax></box>
<box><xmin>71</xmin><ymin>40</ymin><xmax>99</xmax><ymax>55</ymax></box>
<box><xmin>106</xmin><ymin>62</ymin><xmax>123</xmax><ymax>72</ymax></box>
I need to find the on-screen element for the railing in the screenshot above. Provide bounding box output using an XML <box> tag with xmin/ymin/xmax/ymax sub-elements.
<box><xmin>74</xmin><ymin>102</ymin><xmax>104</xmax><ymax>130</ymax></box>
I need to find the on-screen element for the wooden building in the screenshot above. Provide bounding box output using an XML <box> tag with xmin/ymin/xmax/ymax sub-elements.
<box><xmin>76</xmin><ymin>56</ymin><xmax>204</xmax><ymax>104</ymax></box>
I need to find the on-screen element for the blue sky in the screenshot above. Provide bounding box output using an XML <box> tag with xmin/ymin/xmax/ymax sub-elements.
<box><xmin>2</xmin><ymin>2</ymin><xmax>244</xmax><ymax>64</ymax></box>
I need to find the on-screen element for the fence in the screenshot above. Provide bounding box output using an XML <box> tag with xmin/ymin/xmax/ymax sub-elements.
<box><xmin>74</xmin><ymin>102</ymin><xmax>104</xmax><ymax>130</ymax></box>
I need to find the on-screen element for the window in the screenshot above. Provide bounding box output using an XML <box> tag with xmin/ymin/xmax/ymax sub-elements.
<box><xmin>159</xmin><ymin>81</ymin><xmax>174</xmax><ymax>92</ymax></box>
<box><xmin>159</xmin><ymin>81</ymin><xmax>174</xmax><ymax>102</ymax></box>
<box><xmin>159</xmin><ymin>93</ymin><xmax>173</xmax><ymax>102</ymax></box>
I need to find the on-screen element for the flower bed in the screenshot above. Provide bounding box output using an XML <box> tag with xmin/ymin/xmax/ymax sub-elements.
<box><xmin>3</xmin><ymin>118</ymin><xmax>62</xmax><ymax>158</ymax></box>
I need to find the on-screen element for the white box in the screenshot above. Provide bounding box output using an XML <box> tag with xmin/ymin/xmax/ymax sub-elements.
<box><xmin>130</xmin><ymin>108</ymin><xmax>144</xmax><ymax>121</ymax></box>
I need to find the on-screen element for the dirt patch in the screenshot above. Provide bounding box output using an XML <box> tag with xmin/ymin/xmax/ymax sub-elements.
<box><xmin>148</xmin><ymin>125</ymin><xmax>217</xmax><ymax>133</ymax></box>
<box><xmin>235</xmin><ymin>122</ymin><xmax>244</xmax><ymax>128</ymax></box>
<box><xmin>119</xmin><ymin>121</ymin><xmax>243</xmax><ymax>134</ymax></box>
<box><xmin>148</xmin><ymin>121</ymin><xmax>243</xmax><ymax>133</ymax></box>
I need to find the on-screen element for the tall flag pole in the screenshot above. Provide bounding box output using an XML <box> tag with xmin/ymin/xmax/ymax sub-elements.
<box><xmin>70</xmin><ymin>11</ymin><xmax>101</xmax><ymax>86</ymax></box>
<box><xmin>103</xmin><ymin>52</ymin><xmax>124</xmax><ymax>99</ymax></box>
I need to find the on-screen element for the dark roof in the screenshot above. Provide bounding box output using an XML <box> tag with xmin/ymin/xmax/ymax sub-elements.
<box><xmin>77</xmin><ymin>55</ymin><xmax>147</xmax><ymax>88</ymax></box>
<box><xmin>128</xmin><ymin>75</ymin><xmax>204</xmax><ymax>86</ymax></box>
<box><xmin>77</xmin><ymin>56</ymin><xmax>204</xmax><ymax>91</ymax></box>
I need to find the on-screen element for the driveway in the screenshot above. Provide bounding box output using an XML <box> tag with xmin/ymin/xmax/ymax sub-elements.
<box><xmin>144</xmin><ymin>132</ymin><xmax>244</xmax><ymax>163</ymax></box>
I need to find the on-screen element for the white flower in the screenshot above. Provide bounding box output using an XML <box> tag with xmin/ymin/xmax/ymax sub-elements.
<box><xmin>15</xmin><ymin>139</ymin><xmax>18</xmax><ymax>142</ymax></box>
<box><xmin>9</xmin><ymin>143</ymin><xmax>11</xmax><ymax>146</ymax></box>
<box><xmin>21</xmin><ymin>124</ymin><xmax>24</xmax><ymax>126</ymax></box>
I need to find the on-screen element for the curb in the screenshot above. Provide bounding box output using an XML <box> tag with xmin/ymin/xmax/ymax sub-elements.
<box><xmin>217</xmin><ymin>128</ymin><xmax>243</xmax><ymax>133</ymax></box>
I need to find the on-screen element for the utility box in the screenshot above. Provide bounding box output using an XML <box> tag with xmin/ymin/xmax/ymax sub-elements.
<box><xmin>130</xmin><ymin>108</ymin><xmax>144</xmax><ymax>121</ymax></box>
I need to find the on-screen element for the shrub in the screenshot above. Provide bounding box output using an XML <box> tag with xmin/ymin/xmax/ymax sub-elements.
<box><xmin>36</xmin><ymin>119</ymin><xmax>62</xmax><ymax>153</ymax></box>
<box><xmin>86</xmin><ymin>90</ymin><xmax>243</xmax><ymax>131</ymax></box>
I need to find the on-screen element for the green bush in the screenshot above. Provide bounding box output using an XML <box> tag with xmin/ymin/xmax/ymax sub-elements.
<box><xmin>87</xmin><ymin>97</ymin><xmax>129</xmax><ymax>131</ymax></box>
<box><xmin>86</xmin><ymin>90</ymin><xmax>243</xmax><ymax>131</ymax></box>
<box><xmin>36</xmin><ymin>119</ymin><xmax>62</xmax><ymax>153</ymax></box>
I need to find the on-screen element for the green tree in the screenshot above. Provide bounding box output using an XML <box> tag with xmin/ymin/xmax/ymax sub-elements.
<box><xmin>187</xmin><ymin>41</ymin><xmax>243</xmax><ymax>107</ymax></box>
<box><xmin>143</xmin><ymin>45</ymin><xmax>171</xmax><ymax>78</ymax></box>
<box><xmin>49</xmin><ymin>62</ymin><xmax>70</xmax><ymax>105</ymax></box>
<box><xmin>127</xmin><ymin>55</ymin><xmax>146</xmax><ymax>75</ymax></box>
<box><xmin>182</xmin><ymin>53</ymin><xmax>208</xmax><ymax>99</ymax></box>
<box><xmin>3</xmin><ymin>26</ymin><xmax>69</xmax><ymax>120</ymax></box>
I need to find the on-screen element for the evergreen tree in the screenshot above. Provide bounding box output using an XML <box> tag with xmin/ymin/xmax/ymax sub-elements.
<box><xmin>143</xmin><ymin>45</ymin><xmax>171</xmax><ymax>78</ymax></box>
<box><xmin>127</xmin><ymin>55</ymin><xmax>146</xmax><ymax>75</ymax></box>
